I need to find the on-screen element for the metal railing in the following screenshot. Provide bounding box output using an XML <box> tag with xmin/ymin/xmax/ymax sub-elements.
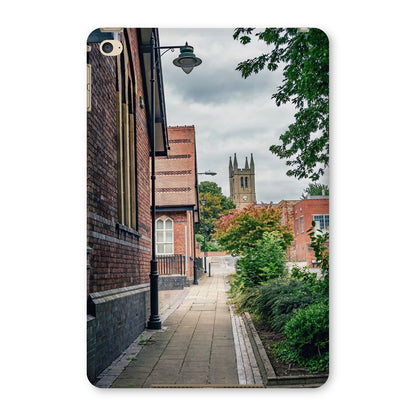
<box><xmin>157</xmin><ymin>254</ymin><xmax>186</xmax><ymax>276</ymax></box>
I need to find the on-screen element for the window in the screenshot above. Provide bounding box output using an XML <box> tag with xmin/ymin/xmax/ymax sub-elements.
<box><xmin>313</xmin><ymin>214</ymin><xmax>329</xmax><ymax>230</ymax></box>
<box><xmin>295</xmin><ymin>218</ymin><xmax>299</xmax><ymax>235</ymax></box>
<box><xmin>156</xmin><ymin>217</ymin><xmax>174</xmax><ymax>255</ymax></box>
<box><xmin>245</xmin><ymin>177</ymin><xmax>248</xmax><ymax>188</ymax></box>
<box><xmin>116</xmin><ymin>31</ymin><xmax>137</xmax><ymax>229</ymax></box>
<box><xmin>300</xmin><ymin>216</ymin><xmax>304</xmax><ymax>233</ymax></box>
<box><xmin>240</xmin><ymin>177</ymin><xmax>244</xmax><ymax>188</ymax></box>
<box><xmin>281</xmin><ymin>214</ymin><xmax>285</xmax><ymax>226</ymax></box>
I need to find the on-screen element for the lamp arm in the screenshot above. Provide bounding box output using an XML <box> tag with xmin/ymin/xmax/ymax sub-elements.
<box><xmin>153</xmin><ymin>45</ymin><xmax>186</xmax><ymax>66</ymax></box>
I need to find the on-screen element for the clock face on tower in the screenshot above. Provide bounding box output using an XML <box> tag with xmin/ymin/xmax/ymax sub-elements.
<box><xmin>242</xmin><ymin>195</ymin><xmax>248</xmax><ymax>201</ymax></box>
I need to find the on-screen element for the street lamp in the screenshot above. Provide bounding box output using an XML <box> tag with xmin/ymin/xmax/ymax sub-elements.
<box><xmin>201</xmin><ymin>195</ymin><xmax>207</xmax><ymax>274</ymax></box>
<box><xmin>147</xmin><ymin>32</ymin><xmax>202</xmax><ymax>330</ymax></box>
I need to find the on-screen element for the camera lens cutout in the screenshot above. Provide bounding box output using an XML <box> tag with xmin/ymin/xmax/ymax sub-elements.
<box><xmin>102</xmin><ymin>42</ymin><xmax>113</xmax><ymax>53</ymax></box>
<box><xmin>99</xmin><ymin>40</ymin><xmax>123</xmax><ymax>56</ymax></box>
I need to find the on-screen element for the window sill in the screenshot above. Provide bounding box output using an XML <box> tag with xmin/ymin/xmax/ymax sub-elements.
<box><xmin>116</xmin><ymin>223</ymin><xmax>143</xmax><ymax>239</ymax></box>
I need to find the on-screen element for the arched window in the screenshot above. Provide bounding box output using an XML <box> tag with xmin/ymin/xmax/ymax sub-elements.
<box><xmin>245</xmin><ymin>177</ymin><xmax>248</xmax><ymax>188</ymax></box>
<box><xmin>156</xmin><ymin>216</ymin><xmax>174</xmax><ymax>255</ymax></box>
<box><xmin>240</xmin><ymin>177</ymin><xmax>244</xmax><ymax>188</ymax></box>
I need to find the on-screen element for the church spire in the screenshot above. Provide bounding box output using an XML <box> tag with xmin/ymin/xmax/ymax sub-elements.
<box><xmin>245</xmin><ymin>156</ymin><xmax>249</xmax><ymax>169</ymax></box>
<box><xmin>233</xmin><ymin>153</ymin><xmax>238</xmax><ymax>169</ymax></box>
<box><xmin>250</xmin><ymin>153</ymin><xmax>254</xmax><ymax>170</ymax></box>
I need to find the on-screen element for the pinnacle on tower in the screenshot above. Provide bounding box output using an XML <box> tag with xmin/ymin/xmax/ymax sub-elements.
<box><xmin>250</xmin><ymin>153</ymin><xmax>254</xmax><ymax>170</ymax></box>
<box><xmin>233</xmin><ymin>153</ymin><xmax>238</xmax><ymax>169</ymax></box>
<box><xmin>245</xmin><ymin>156</ymin><xmax>249</xmax><ymax>169</ymax></box>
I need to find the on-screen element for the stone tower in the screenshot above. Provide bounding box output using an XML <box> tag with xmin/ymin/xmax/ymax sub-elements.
<box><xmin>229</xmin><ymin>153</ymin><xmax>256</xmax><ymax>209</ymax></box>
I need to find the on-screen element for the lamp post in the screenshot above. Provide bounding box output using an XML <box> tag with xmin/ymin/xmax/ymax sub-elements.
<box><xmin>147</xmin><ymin>32</ymin><xmax>202</xmax><ymax>330</ymax></box>
<box><xmin>201</xmin><ymin>195</ymin><xmax>207</xmax><ymax>274</ymax></box>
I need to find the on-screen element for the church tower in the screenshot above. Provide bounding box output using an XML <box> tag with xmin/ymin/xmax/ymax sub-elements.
<box><xmin>229</xmin><ymin>153</ymin><xmax>256</xmax><ymax>209</ymax></box>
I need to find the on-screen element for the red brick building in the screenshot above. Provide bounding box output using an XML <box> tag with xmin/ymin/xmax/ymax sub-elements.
<box><xmin>86</xmin><ymin>28</ymin><xmax>169</xmax><ymax>382</ymax></box>
<box><xmin>155</xmin><ymin>126</ymin><xmax>200</xmax><ymax>284</ymax></box>
<box><xmin>275</xmin><ymin>200</ymin><xmax>299</xmax><ymax>261</ymax></box>
<box><xmin>292</xmin><ymin>196</ymin><xmax>329</xmax><ymax>267</ymax></box>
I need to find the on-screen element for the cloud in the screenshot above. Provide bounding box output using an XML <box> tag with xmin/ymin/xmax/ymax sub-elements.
<box><xmin>159</xmin><ymin>28</ymin><xmax>329</xmax><ymax>204</ymax></box>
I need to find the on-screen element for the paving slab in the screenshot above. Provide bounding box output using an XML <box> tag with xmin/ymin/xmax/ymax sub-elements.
<box><xmin>103</xmin><ymin>256</ymin><xmax>264</xmax><ymax>388</ymax></box>
<box><xmin>110</xmin><ymin>272</ymin><xmax>239</xmax><ymax>387</ymax></box>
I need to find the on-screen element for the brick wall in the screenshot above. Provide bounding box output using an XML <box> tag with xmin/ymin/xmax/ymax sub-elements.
<box><xmin>155</xmin><ymin>125</ymin><xmax>199</xmax><ymax>281</ymax></box>
<box><xmin>156</xmin><ymin>210</ymin><xmax>195</xmax><ymax>278</ymax></box>
<box><xmin>293</xmin><ymin>197</ymin><xmax>329</xmax><ymax>266</ymax></box>
<box><xmin>86</xmin><ymin>29</ymin><xmax>154</xmax><ymax>382</ymax></box>
<box><xmin>155</xmin><ymin>126</ymin><xmax>198</xmax><ymax>208</ymax></box>
<box><xmin>276</xmin><ymin>200</ymin><xmax>299</xmax><ymax>261</ymax></box>
<box><xmin>87</xmin><ymin>30</ymin><xmax>151</xmax><ymax>294</ymax></box>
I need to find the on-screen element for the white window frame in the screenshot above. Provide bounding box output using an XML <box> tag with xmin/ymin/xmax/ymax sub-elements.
<box><xmin>156</xmin><ymin>216</ymin><xmax>174</xmax><ymax>255</ymax></box>
<box><xmin>300</xmin><ymin>216</ymin><xmax>304</xmax><ymax>233</ymax></box>
<box><xmin>295</xmin><ymin>218</ymin><xmax>299</xmax><ymax>235</ymax></box>
<box><xmin>313</xmin><ymin>214</ymin><xmax>329</xmax><ymax>235</ymax></box>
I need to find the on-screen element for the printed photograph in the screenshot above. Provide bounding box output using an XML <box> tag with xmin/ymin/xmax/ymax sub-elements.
<box><xmin>86</xmin><ymin>27</ymin><xmax>329</xmax><ymax>388</ymax></box>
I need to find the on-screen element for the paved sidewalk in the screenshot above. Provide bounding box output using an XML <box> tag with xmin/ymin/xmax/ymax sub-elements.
<box><xmin>111</xmin><ymin>272</ymin><xmax>239</xmax><ymax>387</ymax></box>
<box><xmin>108</xmin><ymin>263</ymin><xmax>263</xmax><ymax>388</ymax></box>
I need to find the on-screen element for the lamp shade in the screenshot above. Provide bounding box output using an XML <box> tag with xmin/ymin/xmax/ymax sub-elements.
<box><xmin>173</xmin><ymin>43</ymin><xmax>202</xmax><ymax>74</ymax></box>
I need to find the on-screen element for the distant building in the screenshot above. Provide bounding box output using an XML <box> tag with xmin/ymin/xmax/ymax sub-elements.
<box><xmin>155</xmin><ymin>126</ymin><xmax>200</xmax><ymax>286</ymax></box>
<box><xmin>275</xmin><ymin>200</ymin><xmax>299</xmax><ymax>261</ymax></box>
<box><xmin>229</xmin><ymin>153</ymin><xmax>256</xmax><ymax>209</ymax></box>
<box><xmin>292</xmin><ymin>196</ymin><xmax>329</xmax><ymax>267</ymax></box>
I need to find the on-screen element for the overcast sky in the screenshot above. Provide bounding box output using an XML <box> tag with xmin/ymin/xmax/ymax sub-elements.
<box><xmin>159</xmin><ymin>28</ymin><xmax>329</xmax><ymax>203</ymax></box>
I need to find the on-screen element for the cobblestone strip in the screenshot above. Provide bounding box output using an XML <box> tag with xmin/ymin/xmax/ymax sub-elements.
<box><xmin>230</xmin><ymin>306</ymin><xmax>246</xmax><ymax>384</ymax></box>
<box><xmin>238</xmin><ymin>312</ymin><xmax>262</xmax><ymax>384</ymax></box>
<box><xmin>229</xmin><ymin>305</ymin><xmax>263</xmax><ymax>385</ymax></box>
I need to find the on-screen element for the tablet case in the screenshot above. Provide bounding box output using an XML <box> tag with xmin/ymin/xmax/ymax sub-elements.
<box><xmin>87</xmin><ymin>27</ymin><xmax>329</xmax><ymax>388</ymax></box>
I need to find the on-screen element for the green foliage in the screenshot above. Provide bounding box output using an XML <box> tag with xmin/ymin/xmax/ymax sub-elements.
<box><xmin>291</xmin><ymin>266</ymin><xmax>328</xmax><ymax>300</ymax></box>
<box><xmin>230</xmin><ymin>277</ymin><xmax>317</xmax><ymax>333</ymax></box>
<box><xmin>308</xmin><ymin>221</ymin><xmax>329</xmax><ymax>283</ymax></box>
<box><xmin>273</xmin><ymin>300</ymin><xmax>329</xmax><ymax>372</ymax></box>
<box><xmin>301</xmin><ymin>182</ymin><xmax>329</xmax><ymax>199</ymax></box>
<box><xmin>236</xmin><ymin>231</ymin><xmax>288</xmax><ymax>287</ymax></box>
<box><xmin>197</xmin><ymin>181</ymin><xmax>235</xmax><ymax>241</ymax></box>
<box><xmin>196</xmin><ymin>233</ymin><xmax>221</xmax><ymax>252</ymax></box>
<box><xmin>227</xmin><ymin>208</ymin><xmax>330</xmax><ymax>374</ymax></box>
<box><xmin>256</xmin><ymin>279</ymin><xmax>317</xmax><ymax>333</ymax></box>
<box><xmin>214</xmin><ymin>203</ymin><xmax>294</xmax><ymax>256</ymax></box>
<box><xmin>233</xmin><ymin>28</ymin><xmax>329</xmax><ymax>181</ymax></box>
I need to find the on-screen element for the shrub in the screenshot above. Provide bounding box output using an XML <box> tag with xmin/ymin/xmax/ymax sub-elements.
<box><xmin>236</xmin><ymin>231</ymin><xmax>288</xmax><ymax>287</ymax></box>
<box><xmin>273</xmin><ymin>300</ymin><xmax>329</xmax><ymax>372</ymax></box>
<box><xmin>254</xmin><ymin>278</ymin><xmax>317</xmax><ymax>332</ymax></box>
<box><xmin>230</xmin><ymin>276</ymin><xmax>317</xmax><ymax>332</ymax></box>
<box><xmin>291</xmin><ymin>266</ymin><xmax>328</xmax><ymax>300</ymax></box>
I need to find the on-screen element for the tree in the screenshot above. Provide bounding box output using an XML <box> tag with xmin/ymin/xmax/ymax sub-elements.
<box><xmin>197</xmin><ymin>181</ymin><xmax>235</xmax><ymax>241</ymax></box>
<box><xmin>233</xmin><ymin>28</ymin><xmax>329</xmax><ymax>181</ymax></box>
<box><xmin>214</xmin><ymin>203</ymin><xmax>294</xmax><ymax>256</ymax></box>
<box><xmin>301</xmin><ymin>183</ymin><xmax>329</xmax><ymax>199</ymax></box>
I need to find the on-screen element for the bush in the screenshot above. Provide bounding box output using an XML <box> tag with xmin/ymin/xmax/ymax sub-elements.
<box><xmin>236</xmin><ymin>231</ymin><xmax>288</xmax><ymax>287</ymax></box>
<box><xmin>273</xmin><ymin>300</ymin><xmax>329</xmax><ymax>372</ymax></box>
<box><xmin>254</xmin><ymin>278</ymin><xmax>317</xmax><ymax>332</ymax></box>
<box><xmin>230</xmin><ymin>276</ymin><xmax>317</xmax><ymax>333</ymax></box>
<box><xmin>291</xmin><ymin>266</ymin><xmax>328</xmax><ymax>300</ymax></box>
